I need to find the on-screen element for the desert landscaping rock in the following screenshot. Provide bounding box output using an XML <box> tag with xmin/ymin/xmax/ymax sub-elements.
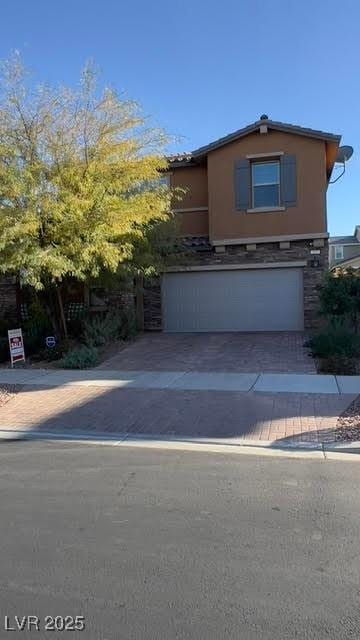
<box><xmin>0</xmin><ymin>384</ymin><xmax>22</xmax><ymax>407</ymax></box>
<box><xmin>335</xmin><ymin>394</ymin><xmax>360</xmax><ymax>441</ymax></box>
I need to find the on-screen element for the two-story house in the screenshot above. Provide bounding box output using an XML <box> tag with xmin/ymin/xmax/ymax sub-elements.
<box><xmin>144</xmin><ymin>115</ymin><xmax>341</xmax><ymax>332</ymax></box>
<box><xmin>329</xmin><ymin>227</ymin><xmax>360</xmax><ymax>270</ymax></box>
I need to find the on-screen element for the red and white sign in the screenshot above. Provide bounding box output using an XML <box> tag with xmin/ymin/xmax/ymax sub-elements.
<box><xmin>8</xmin><ymin>328</ymin><xmax>25</xmax><ymax>367</ymax></box>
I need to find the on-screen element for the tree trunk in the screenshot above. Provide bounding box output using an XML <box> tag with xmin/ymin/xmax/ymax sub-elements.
<box><xmin>40</xmin><ymin>288</ymin><xmax>61</xmax><ymax>336</ymax></box>
<box><xmin>135</xmin><ymin>273</ymin><xmax>144</xmax><ymax>332</ymax></box>
<box><xmin>56</xmin><ymin>286</ymin><xmax>68</xmax><ymax>339</ymax></box>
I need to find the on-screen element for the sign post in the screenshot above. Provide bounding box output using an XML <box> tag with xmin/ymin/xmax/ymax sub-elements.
<box><xmin>8</xmin><ymin>328</ymin><xmax>25</xmax><ymax>367</ymax></box>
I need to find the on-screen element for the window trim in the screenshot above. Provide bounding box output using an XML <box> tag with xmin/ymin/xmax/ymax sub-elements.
<box><xmin>251</xmin><ymin>159</ymin><xmax>281</xmax><ymax>210</ymax></box>
<box><xmin>334</xmin><ymin>245</ymin><xmax>344</xmax><ymax>260</ymax></box>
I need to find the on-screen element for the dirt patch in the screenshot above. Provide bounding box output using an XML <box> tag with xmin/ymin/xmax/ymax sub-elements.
<box><xmin>335</xmin><ymin>395</ymin><xmax>360</xmax><ymax>441</ymax></box>
<box><xmin>314</xmin><ymin>356</ymin><xmax>359</xmax><ymax>375</ymax></box>
<box><xmin>0</xmin><ymin>384</ymin><xmax>22</xmax><ymax>407</ymax></box>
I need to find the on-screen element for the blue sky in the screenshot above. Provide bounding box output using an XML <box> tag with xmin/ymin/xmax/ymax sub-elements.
<box><xmin>0</xmin><ymin>0</ymin><xmax>358</xmax><ymax>235</ymax></box>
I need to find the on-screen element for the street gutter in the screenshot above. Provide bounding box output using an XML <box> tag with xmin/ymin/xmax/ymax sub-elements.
<box><xmin>1</xmin><ymin>429</ymin><xmax>360</xmax><ymax>460</ymax></box>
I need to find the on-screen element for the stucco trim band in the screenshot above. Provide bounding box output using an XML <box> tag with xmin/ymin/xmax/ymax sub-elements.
<box><xmin>165</xmin><ymin>261</ymin><xmax>307</xmax><ymax>274</ymax></box>
<box><xmin>211</xmin><ymin>232</ymin><xmax>329</xmax><ymax>246</ymax></box>
<box><xmin>172</xmin><ymin>207</ymin><xmax>208</xmax><ymax>213</ymax></box>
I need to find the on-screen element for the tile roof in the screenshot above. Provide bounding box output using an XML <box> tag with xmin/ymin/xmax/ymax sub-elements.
<box><xmin>167</xmin><ymin>153</ymin><xmax>196</xmax><ymax>167</ymax></box>
<box><xmin>167</xmin><ymin>153</ymin><xmax>193</xmax><ymax>163</ymax></box>
<box><xmin>180</xmin><ymin>236</ymin><xmax>212</xmax><ymax>251</ymax></box>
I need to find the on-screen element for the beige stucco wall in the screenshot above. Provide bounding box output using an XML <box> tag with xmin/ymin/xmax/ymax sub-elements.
<box><xmin>171</xmin><ymin>165</ymin><xmax>208</xmax><ymax>236</ymax></box>
<box><xmin>177</xmin><ymin>211</ymin><xmax>209</xmax><ymax>236</ymax></box>
<box><xmin>171</xmin><ymin>165</ymin><xmax>208</xmax><ymax>208</ymax></box>
<box><xmin>206</xmin><ymin>130</ymin><xmax>328</xmax><ymax>242</ymax></box>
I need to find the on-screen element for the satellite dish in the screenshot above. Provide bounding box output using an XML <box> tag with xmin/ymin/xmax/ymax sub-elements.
<box><xmin>336</xmin><ymin>145</ymin><xmax>354</xmax><ymax>163</ymax></box>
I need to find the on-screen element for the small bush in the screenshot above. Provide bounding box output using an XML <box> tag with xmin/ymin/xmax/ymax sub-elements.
<box><xmin>307</xmin><ymin>328</ymin><xmax>360</xmax><ymax>359</ymax></box>
<box><xmin>82</xmin><ymin>312</ymin><xmax>120</xmax><ymax>347</ymax></box>
<box><xmin>34</xmin><ymin>340</ymin><xmax>70</xmax><ymax>363</ymax></box>
<box><xmin>307</xmin><ymin>327</ymin><xmax>360</xmax><ymax>375</ymax></box>
<box><xmin>82</xmin><ymin>308</ymin><xmax>137</xmax><ymax>347</ymax></box>
<box><xmin>117</xmin><ymin>307</ymin><xmax>137</xmax><ymax>340</ymax></box>
<box><xmin>57</xmin><ymin>346</ymin><xmax>99</xmax><ymax>369</ymax></box>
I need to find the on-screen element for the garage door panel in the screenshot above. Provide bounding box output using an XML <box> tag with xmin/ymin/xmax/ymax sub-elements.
<box><xmin>162</xmin><ymin>268</ymin><xmax>304</xmax><ymax>332</ymax></box>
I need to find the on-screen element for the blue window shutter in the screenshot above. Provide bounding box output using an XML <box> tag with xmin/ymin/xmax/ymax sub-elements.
<box><xmin>280</xmin><ymin>154</ymin><xmax>297</xmax><ymax>207</ymax></box>
<box><xmin>234</xmin><ymin>159</ymin><xmax>250</xmax><ymax>210</ymax></box>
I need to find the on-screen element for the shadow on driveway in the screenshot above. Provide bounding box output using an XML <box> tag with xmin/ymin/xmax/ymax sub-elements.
<box><xmin>0</xmin><ymin>382</ymin><xmax>353</xmax><ymax>447</ymax></box>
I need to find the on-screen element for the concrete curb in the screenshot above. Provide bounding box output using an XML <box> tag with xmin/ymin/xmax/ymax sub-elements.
<box><xmin>322</xmin><ymin>441</ymin><xmax>360</xmax><ymax>459</ymax></box>
<box><xmin>1</xmin><ymin>428</ymin><xmax>359</xmax><ymax>460</ymax></box>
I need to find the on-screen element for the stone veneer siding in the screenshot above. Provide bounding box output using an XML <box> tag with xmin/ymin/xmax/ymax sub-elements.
<box><xmin>143</xmin><ymin>239</ymin><xmax>328</xmax><ymax>331</ymax></box>
<box><xmin>143</xmin><ymin>278</ymin><xmax>162</xmax><ymax>331</ymax></box>
<box><xmin>0</xmin><ymin>276</ymin><xmax>17</xmax><ymax>319</ymax></box>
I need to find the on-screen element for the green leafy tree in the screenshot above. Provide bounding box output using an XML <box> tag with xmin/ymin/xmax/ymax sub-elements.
<box><xmin>0</xmin><ymin>54</ymin><xmax>179</xmax><ymax>335</ymax></box>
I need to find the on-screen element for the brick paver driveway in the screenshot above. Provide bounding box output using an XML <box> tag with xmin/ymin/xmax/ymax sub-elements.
<box><xmin>99</xmin><ymin>332</ymin><xmax>316</xmax><ymax>374</ymax></box>
<box><xmin>0</xmin><ymin>385</ymin><xmax>352</xmax><ymax>444</ymax></box>
<box><xmin>2</xmin><ymin>333</ymin><xmax>343</xmax><ymax>445</ymax></box>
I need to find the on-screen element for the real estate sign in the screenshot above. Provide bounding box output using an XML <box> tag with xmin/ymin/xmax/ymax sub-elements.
<box><xmin>8</xmin><ymin>328</ymin><xmax>25</xmax><ymax>367</ymax></box>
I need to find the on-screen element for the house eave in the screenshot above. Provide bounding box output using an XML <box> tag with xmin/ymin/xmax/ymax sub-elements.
<box><xmin>191</xmin><ymin>119</ymin><xmax>341</xmax><ymax>158</ymax></box>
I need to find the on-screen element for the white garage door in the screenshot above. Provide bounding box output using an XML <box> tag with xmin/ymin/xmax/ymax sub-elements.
<box><xmin>162</xmin><ymin>268</ymin><xmax>304</xmax><ymax>332</ymax></box>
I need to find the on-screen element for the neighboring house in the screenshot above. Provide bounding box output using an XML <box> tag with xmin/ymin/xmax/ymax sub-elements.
<box><xmin>144</xmin><ymin>115</ymin><xmax>342</xmax><ymax>332</ymax></box>
<box><xmin>329</xmin><ymin>227</ymin><xmax>360</xmax><ymax>270</ymax></box>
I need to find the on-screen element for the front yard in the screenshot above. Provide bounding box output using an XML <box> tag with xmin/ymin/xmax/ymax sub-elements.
<box><xmin>0</xmin><ymin>305</ymin><xmax>138</xmax><ymax>371</ymax></box>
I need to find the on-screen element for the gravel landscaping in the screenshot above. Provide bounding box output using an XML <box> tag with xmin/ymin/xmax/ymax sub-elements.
<box><xmin>335</xmin><ymin>395</ymin><xmax>360</xmax><ymax>441</ymax></box>
<box><xmin>0</xmin><ymin>384</ymin><xmax>22</xmax><ymax>407</ymax></box>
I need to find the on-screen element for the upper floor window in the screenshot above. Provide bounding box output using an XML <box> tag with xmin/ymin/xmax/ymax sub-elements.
<box><xmin>251</xmin><ymin>160</ymin><xmax>280</xmax><ymax>209</ymax></box>
<box><xmin>125</xmin><ymin>173</ymin><xmax>170</xmax><ymax>198</ymax></box>
<box><xmin>158</xmin><ymin>174</ymin><xmax>170</xmax><ymax>188</ymax></box>
<box><xmin>334</xmin><ymin>245</ymin><xmax>344</xmax><ymax>260</ymax></box>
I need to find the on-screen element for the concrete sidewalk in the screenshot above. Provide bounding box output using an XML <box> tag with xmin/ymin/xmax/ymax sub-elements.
<box><xmin>0</xmin><ymin>367</ymin><xmax>359</xmax><ymax>394</ymax></box>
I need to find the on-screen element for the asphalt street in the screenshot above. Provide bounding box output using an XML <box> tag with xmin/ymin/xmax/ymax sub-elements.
<box><xmin>0</xmin><ymin>441</ymin><xmax>360</xmax><ymax>639</ymax></box>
